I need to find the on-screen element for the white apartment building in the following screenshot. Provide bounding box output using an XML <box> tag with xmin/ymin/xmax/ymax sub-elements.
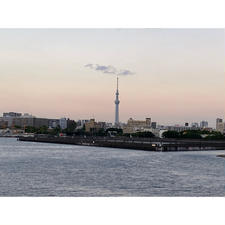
<box><xmin>216</xmin><ymin>118</ymin><xmax>225</xmax><ymax>134</ymax></box>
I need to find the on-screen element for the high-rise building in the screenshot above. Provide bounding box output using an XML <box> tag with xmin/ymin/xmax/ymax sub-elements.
<box><xmin>151</xmin><ymin>122</ymin><xmax>157</xmax><ymax>129</ymax></box>
<box><xmin>216</xmin><ymin>118</ymin><xmax>223</xmax><ymax>128</ymax></box>
<box><xmin>114</xmin><ymin>77</ymin><xmax>120</xmax><ymax>127</ymax></box>
<box><xmin>216</xmin><ymin>118</ymin><xmax>225</xmax><ymax>133</ymax></box>
<box><xmin>200</xmin><ymin>120</ymin><xmax>208</xmax><ymax>129</ymax></box>
<box><xmin>59</xmin><ymin>118</ymin><xmax>67</xmax><ymax>130</ymax></box>
<box><xmin>2</xmin><ymin>112</ymin><xmax>22</xmax><ymax>127</ymax></box>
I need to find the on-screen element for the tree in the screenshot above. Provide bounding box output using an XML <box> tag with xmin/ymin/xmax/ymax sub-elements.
<box><xmin>25</xmin><ymin>126</ymin><xmax>37</xmax><ymax>133</ymax></box>
<box><xmin>180</xmin><ymin>130</ymin><xmax>202</xmax><ymax>139</ymax></box>
<box><xmin>49</xmin><ymin>126</ymin><xmax>61</xmax><ymax>136</ymax></box>
<box><xmin>96</xmin><ymin>128</ymin><xmax>107</xmax><ymax>136</ymax></box>
<box><xmin>37</xmin><ymin>126</ymin><xmax>49</xmax><ymax>134</ymax></box>
<box><xmin>204</xmin><ymin>132</ymin><xmax>225</xmax><ymax>140</ymax></box>
<box><xmin>63</xmin><ymin>120</ymin><xmax>77</xmax><ymax>136</ymax></box>
<box><xmin>106</xmin><ymin>128</ymin><xmax>123</xmax><ymax>136</ymax></box>
<box><xmin>133</xmin><ymin>131</ymin><xmax>155</xmax><ymax>138</ymax></box>
<box><xmin>162</xmin><ymin>131</ymin><xmax>180</xmax><ymax>138</ymax></box>
<box><xmin>74</xmin><ymin>125</ymin><xmax>87</xmax><ymax>136</ymax></box>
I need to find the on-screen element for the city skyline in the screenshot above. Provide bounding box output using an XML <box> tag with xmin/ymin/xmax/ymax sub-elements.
<box><xmin>0</xmin><ymin>110</ymin><xmax>222</xmax><ymax>129</ymax></box>
<box><xmin>0</xmin><ymin>29</ymin><xmax>224</xmax><ymax>126</ymax></box>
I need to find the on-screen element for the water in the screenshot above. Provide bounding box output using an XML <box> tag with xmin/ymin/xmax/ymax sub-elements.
<box><xmin>0</xmin><ymin>137</ymin><xmax>224</xmax><ymax>196</ymax></box>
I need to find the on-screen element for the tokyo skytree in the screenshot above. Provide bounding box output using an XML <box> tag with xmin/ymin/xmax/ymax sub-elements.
<box><xmin>114</xmin><ymin>77</ymin><xmax>120</xmax><ymax>127</ymax></box>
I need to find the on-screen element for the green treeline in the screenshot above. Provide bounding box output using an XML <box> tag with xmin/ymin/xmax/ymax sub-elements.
<box><xmin>162</xmin><ymin>130</ymin><xmax>225</xmax><ymax>140</ymax></box>
<box><xmin>23</xmin><ymin>125</ymin><xmax>225</xmax><ymax>140</ymax></box>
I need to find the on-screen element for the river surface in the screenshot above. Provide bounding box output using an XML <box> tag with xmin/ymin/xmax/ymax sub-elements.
<box><xmin>0</xmin><ymin>137</ymin><xmax>224</xmax><ymax>196</ymax></box>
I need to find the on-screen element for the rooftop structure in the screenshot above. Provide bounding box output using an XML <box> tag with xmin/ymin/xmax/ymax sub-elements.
<box><xmin>3</xmin><ymin>112</ymin><xmax>22</xmax><ymax>118</ymax></box>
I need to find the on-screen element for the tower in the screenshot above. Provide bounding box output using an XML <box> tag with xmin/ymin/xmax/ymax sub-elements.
<box><xmin>114</xmin><ymin>77</ymin><xmax>120</xmax><ymax>127</ymax></box>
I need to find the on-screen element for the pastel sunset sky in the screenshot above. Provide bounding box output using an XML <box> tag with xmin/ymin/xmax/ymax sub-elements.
<box><xmin>0</xmin><ymin>29</ymin><xmax>224</xmax><ymax>126</ymax></box>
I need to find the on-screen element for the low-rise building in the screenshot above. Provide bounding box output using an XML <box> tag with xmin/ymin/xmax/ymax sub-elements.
<box><xmin>12</xmin><ymin>117</ymin><xmax>34</xmax><ymax>128</ymax></box>
<box><xmin>0</xmin><ymin>119</ymin><xmax>8</xmax><ymax>129</ymax></box>
<box><xmin>191</xmin><ymin>122</ymin><xmax>199</xmax><ymax>128</ymax></box>
<box><xmin>123</xmin><ymin>117</ymin><xmax>151</xmax><ymax>134</ymax></box>
<box><xmin>12</xmin><ymin>117</ymin><xmax>50</xmax><ymax>129</ymax></box>
<box><xmin>2</xmin><ymin>112</ymin><xmax>34</xmax><ymax>127</ymax></box>
<box><xmin>84</xmin><ymin>119</ymin><xmax>106</xmax><ymax>133</ymax></box>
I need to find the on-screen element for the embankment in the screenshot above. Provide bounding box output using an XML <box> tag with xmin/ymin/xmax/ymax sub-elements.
<box><xmin>18</xmin><ymin>136</ymin><xmax>225</xmax><ymax>152</ymax></box>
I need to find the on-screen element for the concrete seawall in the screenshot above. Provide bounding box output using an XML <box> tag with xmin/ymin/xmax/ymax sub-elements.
<box><xmin>18</xmin><ymin>136</ymin><xmax>225</xmax><ymax>152</ymax></box>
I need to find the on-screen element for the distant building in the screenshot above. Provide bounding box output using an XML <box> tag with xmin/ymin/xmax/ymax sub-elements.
<box><xmin>85</xmin><ymin>119</ymin><xmax>97</xmax><ymax>132</ymax></box>
<box><xmin>49</xmin><ymin>119</ymin><xmax>60</xmax><ymax>128</ymax></box>
<box><xmin>67</xmin><ymin>119</ymin><xmax>77</xmax><ymax>132</ymax></box>
<box><xmin>84</xmin><ymin>119</ymin><xmax>106</xmax><ymax>133</ymax></box>
<box><xmin>22</xmin><ymin>113</ymin><xmax>34</xmax><ymax>118</ymax></box>
<box><xmin>128</xmin><ymin>117</ymin><xmax>151</xmax><ymax>127</ymax></box>
<box><xmin>200</xmin><ymin>121</ymin><xmax>208</xmax><ymax>129</ymax></box>
<box><xmin>123</xmin><ymin>117</ymin><xmax>151</xmax><ymax>134</ymax></box>
<box><xmin>191</xmin><ymin>122</ymin><xmax>199</xmax><ymax>128</ymax></box>
<box><xmin>34</xmin><ymin>118</ymin><xmax>54</xmax><ymax>128</ymax></box>
<box><xmin>105</xmin><ymin>122</ymin><xmax>113</xmax><ymax>129</ymax></box>
<box><xmin>12</xmin><ymin>117</ymin><xmax>34</xmax><ymax>128</ymax></box>
<box><xmin>2</xmin><ymin>117</ymin><xmax>14</xmax><ymax>127</ymax></box>
<box><xmin>151</xmin><ymin>122</ymin><xmax>157</xmax><ymax>129</ymax></box>
<box><xmin>216</xmin><ymin>118</ymin><xmax>223</xmax><ymax>124</ymax></box>
<box><xmin>3</xmin><ymin>112</ymin><xmax>22</xmax><ymax>117</ymax></box>
<box><xmin>216</xmin><ymin>118</ymin><xmax>225</xmax><ymax>134</ymax></box>
<box><xmin>12</xmin><ymin>117</ymin><xmax>49</xmax><ymax>128</ymax></box>
<box><xmin>0</xmin><ymin>119</ymin><xmax>8</xmax><ymax>129</ymax></box>
<box><xmin>2</xmin><ymin>112</ymin><xmax>22</xmax><ymax>127</ymax></box>
<box><xmin>77</xmin><ymin>119</ymin><xmax>89</xmax><ymax>128</ymax></box>
<box><xmin>59</xmin><ymin>118</ymin><xmax>67</xmax><ymax>130</ymax></box>
<box><xmin>166</xmin><ymin>125</ymin><xmax>190</xmax><ymax>132</ymax></box>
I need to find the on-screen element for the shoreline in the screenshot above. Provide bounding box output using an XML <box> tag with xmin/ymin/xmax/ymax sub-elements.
<box><xmin>17</xmin><ymin>136</ymin><xmax>225</xmax><ymax>152</ymax></box>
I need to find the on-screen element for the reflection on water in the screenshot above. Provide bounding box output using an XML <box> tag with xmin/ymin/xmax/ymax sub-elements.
<box><xmin>0</xmin><ymin>137</ymin><xmax>224</xmax><ymax>196</ymax></box>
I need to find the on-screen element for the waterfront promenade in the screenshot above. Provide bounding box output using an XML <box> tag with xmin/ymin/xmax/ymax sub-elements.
<box><xmin>18</xmin><ymin>136</ymin><xmax>225</xmax><ymax>152</ymax></box>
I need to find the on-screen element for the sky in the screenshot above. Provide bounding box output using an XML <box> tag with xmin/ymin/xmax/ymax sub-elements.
<box><xmin>0</xmin><ymin>29</ymin><xmax>224</xmax><ymax>127</ymax></box>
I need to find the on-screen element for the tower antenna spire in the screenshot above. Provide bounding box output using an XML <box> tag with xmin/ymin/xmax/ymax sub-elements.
<box><xmin>114</xmin><ymin>76</ymin><xmax>120</xmax><ymax>127</ymax></box>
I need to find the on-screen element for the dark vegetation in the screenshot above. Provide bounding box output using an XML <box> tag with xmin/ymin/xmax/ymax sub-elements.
<box><xmin>22</xmin><ymin>125</ymin><xmax>225</xmax><ymax>140</ymax></box>
<box><xmin>162</xmin><ymin>130</ymin><xmax>225</xmax><ymax>140</ymax></box>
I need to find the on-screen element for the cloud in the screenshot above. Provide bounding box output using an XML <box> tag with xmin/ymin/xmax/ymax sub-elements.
<box><xmin>85</xmin><ymin>63</ymin><xmax>94</xmax><ymax>69</ymax></box>
<box><xmin>118</xmin><ymin>69</ymin><xmax>134</xmax><ymax>76</ymax></box>
<box><xmin>85</xmin><ymin>64</ymin><xmax>134</xmax><ymax>76</ymax></box>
